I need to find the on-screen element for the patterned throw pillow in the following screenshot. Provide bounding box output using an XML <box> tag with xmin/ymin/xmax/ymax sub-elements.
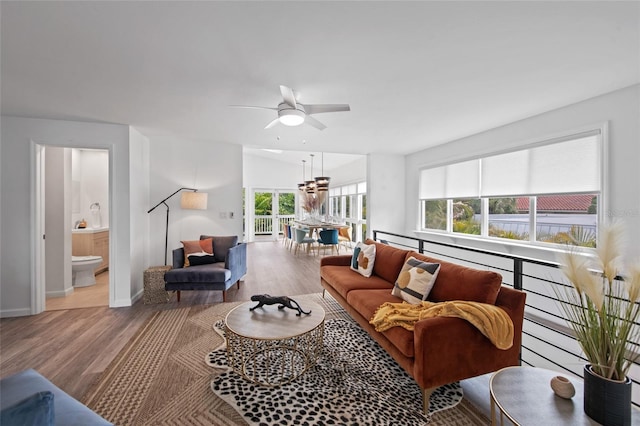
<box><xmin>350</xmin><ymin>242</ymin><xmax>376</xmax><ymax>277</ymax></box>
<box><xmin>392</xmin><ymin>256</ymin><xmax>441</xmax><ymax>304</ymax></box>
<box><xmin>181</xmin><ymin>238</ymin><xmax>215</xmax><ymax>267</ymax></box>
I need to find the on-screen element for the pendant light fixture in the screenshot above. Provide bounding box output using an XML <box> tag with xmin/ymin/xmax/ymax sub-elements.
<box><xmin>315</xmin><ymin>152</ymin><xmax>330</xmax><ymax>192</ymax></box>
<box><xmin>305</xmin><ymin>154</ymin><xmax>317</xmax><ymax>193</ymax></box>
<box><xmin>298</xmin><ymin>160</ymin><xmax>307</xmax><ymax>191</ymax></box>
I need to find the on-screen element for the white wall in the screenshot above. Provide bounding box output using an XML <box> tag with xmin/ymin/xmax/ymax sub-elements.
<box><xmin>243</xmin><ymin>153</ymin><xmax>301</xmax><ymax>191</ymax></box>
<box><xmin>404</xmin><ymin>84</ymin><xmax>640</xmax><ymax>261</ymax></box>
<box><xmin>368</xmin><ymin>153</ymin><xmax>405</xmax><ymax>237</ymax></box>
<box><xmin>44</xmin><ymin>146</ymin><xmax>72</xmax><ymax>297</ymax></box>
<box><xmin>128</xmin><ymin>127</ymin><xmax>150</xmax><ymax>301</ymax></box>
<box><xmin>72</xmin><ymin>149</ymin><xmax>109</xmax><ymax>229</ymax></box>
<box><xmin>148</xmin><ymin>135</ymin><xmax>243</xmax><ymax>266</ymax></box>
<box><xmin>326</xmin><ymin>157</ymin><xmax>367</xmax><ymax>187</ymax></box>
<box><xmin>0</xmin><ymin>116</ymin><xmax>140</xmax><ymax>316</ymax></box>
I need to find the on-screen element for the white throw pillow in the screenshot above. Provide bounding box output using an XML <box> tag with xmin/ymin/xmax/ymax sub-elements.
<box><xmin>350</xmin><ymin>242</ymin><xmax>376</xmax><ymax>277</ymax></box>
<box><xmin>392</xmin><ymin>256</ymin><xmax>441</xmax><ymax>304</ymax></box>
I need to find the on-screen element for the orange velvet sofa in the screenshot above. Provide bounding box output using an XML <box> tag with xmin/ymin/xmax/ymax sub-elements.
<box><xmin>320</xmin><ymin>239</ymin><xmax>526</xmax><ymax>413</ymax></box>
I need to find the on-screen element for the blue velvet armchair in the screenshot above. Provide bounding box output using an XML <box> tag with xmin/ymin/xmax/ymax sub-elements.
<box><xmin>164</xmin><ymin>235</ymin><xmax>247</xmax><ymax>302</ymax></box>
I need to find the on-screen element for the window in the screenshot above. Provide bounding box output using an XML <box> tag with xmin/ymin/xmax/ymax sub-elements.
<box><xmin>419</xmin><ymin>131</ymin><xmax>602</xmax><ymax>248</ymax></box>
<box><xmin>453</xmin><ymin>198</ymin><xmax>481</xmax><ymax>235</ymax></box>
<box><xmin>329</xmin><ymin>181</ymin><xmax>367</xmax><ymax>242</ymax></box>
<box><xmin>422</xmin><ymin>200</ymin><xmax>446</xmax><ymax>230</ymax></box>
<box><xmin>488</xmin><ymin>197</ymin><xmax>528</xmax><ymax>241</ymax></box>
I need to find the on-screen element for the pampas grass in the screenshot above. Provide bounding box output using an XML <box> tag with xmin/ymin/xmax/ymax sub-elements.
<box><xmin>555</xmin><ymin>223</ymin><xmax>640</xmax><ymax>381</ymax></box>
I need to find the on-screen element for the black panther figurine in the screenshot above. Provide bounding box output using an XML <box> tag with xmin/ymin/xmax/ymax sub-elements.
<box><xmin>249</xmin><ymin>294</ymin><xmax>311</xmax><ymax>316</ymax></box>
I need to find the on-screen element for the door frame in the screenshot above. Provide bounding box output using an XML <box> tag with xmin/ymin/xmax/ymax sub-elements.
<box><xmin>31</xmin><ymin>141</ymin><xmax>114</xmax><ymax>314</ymax></box>
<box><xmin>250</xmin><ymin>188</ymin><xmax>296</xmax><ymax>242</ymax></box>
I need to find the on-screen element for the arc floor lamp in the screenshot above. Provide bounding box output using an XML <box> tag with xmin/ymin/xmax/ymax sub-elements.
<box><xmin>147</xmin><ymin>188</ymin><xmax>208</xmax><ymax>265</ymax></box>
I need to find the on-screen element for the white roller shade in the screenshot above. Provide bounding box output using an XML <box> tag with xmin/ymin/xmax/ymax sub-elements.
<box><xmin>481</xmin><ymin>135</ymin><xmax>600</xmax><ymax>197</ymax></box>
<box><xmin>420</xmin><ymin>159</ymin><xmax>480</xmax><ymax>199</ymax></box>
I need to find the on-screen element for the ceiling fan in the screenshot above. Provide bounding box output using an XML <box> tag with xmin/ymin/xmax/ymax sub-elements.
<box><xmin>231</xmin><ymin>85</ymin><xmax>350</xmax><ymax>131</ymax></box>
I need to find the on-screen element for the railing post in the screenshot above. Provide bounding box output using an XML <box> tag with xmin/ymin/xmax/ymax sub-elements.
<box><xmin>513</xmin><ymin>258</ymin><xmax>523</xmax><ymax>290</ymax></box>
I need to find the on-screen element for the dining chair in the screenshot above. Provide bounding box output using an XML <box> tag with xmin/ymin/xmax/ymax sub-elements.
<box><xmin>338</xmin><ymin>226</ymin><xmax>353</xmax><ymax>250</ymax></box>
<box><xmin>293</xmin><ymin>228</ymin><xmax>315</xmax><ymax>255</ymax></box>
<box><xmin>317</xmin><ymin>228</ymin><xmax>339</xmax><ymax>256</ymax></box>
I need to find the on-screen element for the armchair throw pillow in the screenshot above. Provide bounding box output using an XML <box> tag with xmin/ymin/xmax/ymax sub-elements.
<box><xmin>392</xmin><ymin>256</ymin><xmax>441</xmax><ymax>304</ymax></box>
<box><xmin>350</xmin><ymin>242</ymin><xmax>376</xmax><ymax>277</ymax></box>
<box><xmin>181</xmin><ymin>238</ymin><xmax>214</xmax><ymax>267</ymax></box>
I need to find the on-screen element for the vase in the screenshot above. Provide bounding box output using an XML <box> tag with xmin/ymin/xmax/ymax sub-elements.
<box><xmin>550</xmin><ymin>375</ymin><xmax>575</xmax><ymax>399</ymax></box>
<box><xmin>583</xmin><ymin>365</ymin><xmax>631</xmax><ymax>426</ymax></box>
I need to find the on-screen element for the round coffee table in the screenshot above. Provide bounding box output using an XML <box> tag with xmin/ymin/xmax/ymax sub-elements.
<box><xmin>224</xmin><ymin>300</ymin><xmax>325</xmax><ymax>386</ymax></box>
<box><xmin>490</xmin><ymin>366</ymin><xmax>599</xmax><ymax>426</ymax></box>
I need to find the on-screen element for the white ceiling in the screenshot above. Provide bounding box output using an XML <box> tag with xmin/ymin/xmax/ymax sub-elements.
<box><xmin>2</xmin><ymin>1</ymin><xmax>639</xmax><ymax>169</ymax></box>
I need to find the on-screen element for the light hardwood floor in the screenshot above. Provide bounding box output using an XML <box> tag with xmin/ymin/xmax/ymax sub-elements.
<box><xmin>45</xmin><ymin>271</ymin><xmax>109</xmax><ymax>311</ymax></box>
<box><xmin>0</xmin><ymin>241</ymin><xmax>351</xmax><ymax>399</ymax></box>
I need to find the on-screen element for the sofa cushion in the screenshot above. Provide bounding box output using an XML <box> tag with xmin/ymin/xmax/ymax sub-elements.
<box><xmin>181</xmin><ymin>238</ymin><xmax>214</xmax><ymax>267</ymax></box>
<box><xmin>321</xmin><ymin>266</ymin><xmax>392</xmax><ymax>300</ymax></box>
<box><xmin>392</xmin><ymin>256</ymin><xmax>441</xmax><ymax>304</ymax></box>
<box><xmin>347</xmin><ymin>289</ymin><xmax>415</xmax><ymax>358</ymax></box>
<box><xmin>0</xmin><ymin>391</ymin><xmax>54</xmax><ymax>426</ymax></box>
<box><xmin>165</xmin><ymin>263</ymin><xmax>230</xmax><ymax>283</ymax></box>
<box><xmin>365</xmin><ymin>239</ymin><xmax>411</xmax><ymax>284</ymax></box>
<box><xmin>350</xmin><ymin>242</ymin><xmax>376</xmax><ymax>277</ymax></box>
<box><xmin>409</xmin><ymin>252</ymin><xmax>502</xmax><ymax>304</ymax></box>
<box><xmin>0</xmin><ymin>369</ymin><xmax>112</xmax><ymax>425</ymax></box>
<box><xmin>201</xmin><ymin>235</ymin><xmax>238</xmax><ymax>262</ymax></box>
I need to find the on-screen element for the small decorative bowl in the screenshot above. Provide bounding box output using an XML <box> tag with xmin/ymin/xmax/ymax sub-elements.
<box><xmin>550</xmin><ymin>375</ymin><xmax>575</xmax><ymax>399</ymax></box>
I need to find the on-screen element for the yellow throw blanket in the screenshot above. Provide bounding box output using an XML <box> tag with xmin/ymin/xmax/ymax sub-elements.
<box><xmin>369</xmin><ymin>301</ymin><xmax>514</xmax><ymax>350</ymax></box>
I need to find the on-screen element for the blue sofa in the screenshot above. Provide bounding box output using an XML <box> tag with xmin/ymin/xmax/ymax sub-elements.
<box><xmin>0</xmin><ymin>369</ymin><xmax>111</xmax><ymax>425</ymax></box>
<box><xmin>164</xmin><ymin>235</ymin><xmax>247</xmax><ymax>302</ymax></box>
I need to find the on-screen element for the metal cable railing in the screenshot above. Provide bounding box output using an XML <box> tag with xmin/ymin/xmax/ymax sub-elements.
<box><xmin>372</xmin><ymin>229</ymin><xmax>640</xmax><ymax>407</ymax></box>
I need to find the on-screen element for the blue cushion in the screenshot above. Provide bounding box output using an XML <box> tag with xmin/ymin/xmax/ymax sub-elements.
<box><xmin>0</xmin><ymin>391</ymin><xmax>54</xmax><ymax>426</ymax></box>
<box><xmin>0</xmin><ymin>369</ymin><xmax>112</xmax><ymax>426</ymax></box>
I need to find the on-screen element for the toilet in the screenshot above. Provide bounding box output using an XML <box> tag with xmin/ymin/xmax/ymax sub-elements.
<box><xmin>72</xmin><ymin>255</ymin><xmax>103</xmax><ymax>287</ymax></box>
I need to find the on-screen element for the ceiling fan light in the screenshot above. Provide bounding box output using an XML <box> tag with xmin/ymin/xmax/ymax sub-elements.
<box><xmin>279</xmin><ymin>109</ymin><xmax>305</xmax><ymax>126</ymax></box>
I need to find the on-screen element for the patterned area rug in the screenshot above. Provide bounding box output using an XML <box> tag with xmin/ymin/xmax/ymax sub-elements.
<box><xmin>207</xmin><ymin>318</ymin><xmax>461</xmax><ymax>425</ymax></box>
<box><xmin>82</xmin><ymin>293</ymin><xmax>490</xmax><ymax>425</ymax></box>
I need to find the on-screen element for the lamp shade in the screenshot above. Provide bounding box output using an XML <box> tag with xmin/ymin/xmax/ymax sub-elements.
<box><xmin>315</xmin><ymin>176</ymin><xmax>330</xmax><ymax>192</ymax></box>
<box><xmin>180</xmin><ymin>192</ymin><xmax>208</xmax><ymax>210</ymax></box>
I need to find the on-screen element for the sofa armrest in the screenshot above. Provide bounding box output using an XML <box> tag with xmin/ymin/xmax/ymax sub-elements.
<box><xmin>226</xmin><ymin>243</ymin><xmax>247</xmax><ymax>282</ymax></box>
<box><xmin>320</xmin><ymin>255</ymin><xmax>352</xmax><ymax>267</ymax></box>
<box><xmin>413</xmin><ymin>316</ymin><xmax>519</xmax><ymax>390</ymax></box>
<box><xmin>172</xmin><ymin>248</ymin><xmax>185</xmax><ymax>269</ymax></box>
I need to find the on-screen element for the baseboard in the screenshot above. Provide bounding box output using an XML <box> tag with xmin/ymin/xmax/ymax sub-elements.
<box><xmin>131</xmin><ymin>288</ymin><xmax>143</xmax><ymax>304</ymax></box>
<box><xmin>45</xmin><ymin>287</ymin><xmax>74</xmax><ymax>298</ymax></box>
<box><xmin>111</xmin><ymin>288</ymin><xmax>143</xmax><ymax>308</ymax></box>
<box><xmin>0</xmin><ymin>307</ymin><xmax>33</xmax><ymax>318</ymax></box>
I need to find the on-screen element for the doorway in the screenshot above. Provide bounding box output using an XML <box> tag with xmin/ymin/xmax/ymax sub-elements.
<box><xmin>34</xmin><ymin>144</ymin><xmax>112</xmax><ymax>313</ymax></box>
<box><xmin>252</xmin><ymin>190</ymin><xmax>296</xmax><ymax>241</ymax></box>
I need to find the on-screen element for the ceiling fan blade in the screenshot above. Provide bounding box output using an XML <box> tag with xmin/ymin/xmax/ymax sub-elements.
<box><xmin>304</xmin><ymin>115</ymin><xmax>326</xmax><ymax>131</ymax></box>
<box><xmin>229</xmin><ymin>105</ymin><xmax>278</xmax><ymax>110</ymax></box>
<box><xmin>264</xmin><ymin>117</ymin><xmax>281</xmax><ymax>129</ymax></box>
<box><xmin>279</xmin><ymin>85</ymin><xmax>297</xmax><ymax>108</ymax></box>
<box><xmin>304</xmin><ymin>104</ymin><xmax>351</xmax><ymax>115</ymax></box>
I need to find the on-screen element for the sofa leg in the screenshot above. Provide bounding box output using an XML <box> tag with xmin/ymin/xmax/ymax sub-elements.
<box><xmin>176</xmin><ymin>290</ymin><xmax>181</xmax><ymax>302</ymax></box>
<box><xmin>422</xmin><ymin>387</ymin><xmax>435</xmax><ymax>415</ymax></box>
<box><xmin>222</xmin><ymin>290</ymin><xmax>227</xmax><ymax>302</ymax></box>
<box><xmin>236</xmin><ymin>280</ymin><xmax>241</xmax><ymax>289</ymax></box>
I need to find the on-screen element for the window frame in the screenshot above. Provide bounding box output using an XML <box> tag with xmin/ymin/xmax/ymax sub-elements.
<box><xmin>418</xmin><ymin>125</ymin><xmax>608</xmax><ymax>250</ymax></box>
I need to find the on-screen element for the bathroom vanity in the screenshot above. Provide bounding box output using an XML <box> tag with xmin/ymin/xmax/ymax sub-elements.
<box><xmin>72</xmin><ymin>228</ymin><xmax>109</xmax><ymax>273</ymax></box>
